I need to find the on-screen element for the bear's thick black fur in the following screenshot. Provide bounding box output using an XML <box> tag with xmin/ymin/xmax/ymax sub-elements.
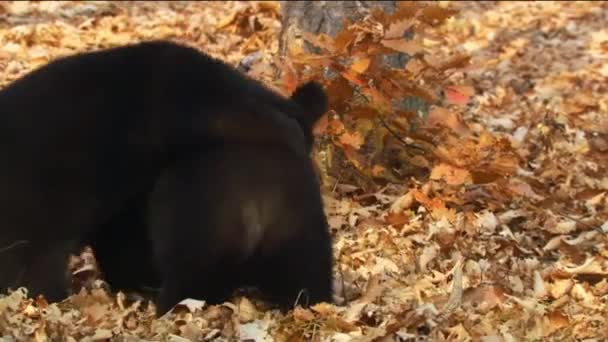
<box><xmin>88</xmin><ymin>82</ymin><xmax>333</xmax><ymax>314</ymax></box>
<box><xmin>0</xmin><ymin>40</ymin><xmax>309</xmax><ymax>301</ymax></box>
<box><xmin>82</xmin><ymin>193</ymin><xmax>161</xmax><ymax>296</ymax></box>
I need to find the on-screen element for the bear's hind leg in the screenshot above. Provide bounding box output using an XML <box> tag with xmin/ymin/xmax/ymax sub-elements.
<box><xmin>156</xmin><ymin>259</ymin><xmax>240</xmax><ymax>315</ymax></box>
<box><xmin>255</xmin><ymin>228</ymin><xmax>333</xmax><ymax>311</ymax></box>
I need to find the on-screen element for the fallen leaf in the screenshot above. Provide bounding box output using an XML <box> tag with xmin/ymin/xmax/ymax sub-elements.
<box><xmin>350</xmin><ymin>57</ymin><xmax>371</xmax><ymax>74</ymax></box>
<box><xmin>427</xmin><ymin>106</ymin><xmax>470</xmax><ymax>136</ymax></box>
<box><xmin>430</xmin><ymin>163</ymin><xmax>472</xmax><ymax>185</ymax></box>
<box><xmin>384</xmin><ymin>19</ymin><xmax>415</xmax><ymax>40</ymax></box>
<box><xmin>337</xmin><ymin>130</ymin><xmax>365</xmax><ymax>150</ymax></box>
<box><xmin>444</xmin><ymin>85</ymin><xmax>475</xmax><ymax>106</ymax></box>
<box><xmin>380</xmin><ymin>38</ymin><xmax>423</xmax><ymax>55</ymax></box>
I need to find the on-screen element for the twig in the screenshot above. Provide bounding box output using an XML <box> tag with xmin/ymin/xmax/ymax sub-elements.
<box><xmin>353</xmin><ymin>86</ymin><xmax>428</xmax><ymax>153</ymax></box>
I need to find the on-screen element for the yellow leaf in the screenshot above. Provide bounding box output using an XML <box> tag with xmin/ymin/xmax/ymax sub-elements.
<box><xmin>217</xmin><ymin>11</ymin><xmax>237</xmax><ymax>29</ymax></box>
<box><xmin>350</xmin><ymin>57</ymin><xmax>370</xmax><ymax>74</ymax></box>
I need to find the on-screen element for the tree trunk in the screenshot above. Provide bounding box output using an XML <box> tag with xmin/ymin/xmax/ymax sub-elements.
<box><xmin>279</xmin><ymin>1</ymin><xmax>406</xmax><ymax>65</ymax></box>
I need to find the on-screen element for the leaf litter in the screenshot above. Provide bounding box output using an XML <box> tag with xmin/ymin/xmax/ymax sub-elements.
<box><xmin>0</xmin><ymin>1</ymin><xmax>607</xmax><ymax>341</ymax></box>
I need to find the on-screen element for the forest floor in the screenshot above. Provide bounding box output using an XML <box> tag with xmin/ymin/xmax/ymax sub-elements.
<box><xmin>0</xmin><ymin>1</ymin><xmax>607</xmax><ymax>341</ymax></box>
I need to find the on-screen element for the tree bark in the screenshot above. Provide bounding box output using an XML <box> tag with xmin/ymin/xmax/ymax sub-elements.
<box><xmin>279</xmin><ymin>1</ymin><xmax>405</xmax><ymax>65</ymax></box>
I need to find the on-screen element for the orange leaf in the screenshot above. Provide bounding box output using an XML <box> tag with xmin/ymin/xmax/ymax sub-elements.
<box><xmin>340</xmin><ymin>69</ymin><xmax>367</xmax><ymax>87</ymax></box>
<box><xmin>380</xmin><ymin>38</ymin><xmax>423</xmax><ymax>55</ymax></box>
<box><xmin>462</xmin><ymin>286</ymin><xmax>507</xmax><ymax>308</ymax></box>
<box><xmin>378</xmin><ymin>78</ymin><xmax>402</xmax><ymax>99</ymax></box>
<box><xmin>293</xmin><ymin>307</ymin><xmax>315</xmax><ymax>322</ymax></box>
<box><xmin>424</xmin><ymin>54</ymin><xmax>471</xmax><ymax>71</ymax></box>
<box><xmin>327</xmin><ymin>117</ymin><xmax>346</xmax><ymax>135</ymax></box>
<box><xmin>427</xmin><ymin>107</ymin><xmax>470</xmax><ymax>136</ymax></box>
<box><xmin>384</xmin><ymin>211</ymin><xmax>410</xmax><ymax>226</ymax></box>
<box><xmin>420</xmin><ymin>5</ymin><xmax>458</xmax><ymax>26</ymax></box>
<box><xmin>405</xmin><ymin>58</ymin><xmax>426</xmax><ymax>76</ymax></box>
<box><xmin>280</xmin><ymin>61</ymin><xmax>299</xmax><ymax>94</ymax></box>
<box><xmin>411</xmin><ymin>190</ymin><xmax>456</xmax><ymax>221</ymax></box>
<box><xmin>546</xmin><ymin>311</ymin><xmax>570</xmax><ymax>333</ymax></box>
<box><xmin>384</xmin><ymin>19</ymin><xmax>415</xmax><ymax>39</ymax></box>
<box><xmin>430</xmin><ymin>163</ymin><xmax>472</xmax><ymax>186</ymax></box>
<box><xmin>423</xmin><ymin>54</ymin><xmax>442</xmax><ymax>70</ymax></box>
<box><xmin>371</xmin><ymin>164</ymin><xmax>387</xmax><ymax>177</ymax></box>
<box><xmin>360</xmin><ymin>86</ymin><xmax>392</xmax><ymax>112</ymax></box>
<box><xmin>217</xmin><ymin>11</ymin><xmax>238</xmax><ymax>29</ymax></box>
<box><xmin>333</xmin><ymin>28</ymin><xmax>356</xmax><ymax>54</ymax></box>
<box><xmin>391</xmin><ymin>2</ymin><xmax>421</xmax><ymax>21</ymax></box>
<box><xmin>444</xmin><ymin>85</ymin><xmax>475</xmax><ymax>106</ymax></box>
<box><xmin>257</xmin><ymin>1</ymin><xmax>280</xmax><ymax>16</ymax></box>
<box><xmin>301</xmin><ymin>32</ymin><xmax>335</xmax><ymax>53</ymax></box>
<box><xmin>440</xmin><ymin>54</ymin><xmax>472</xmax><ymax>71</ymax></box>
<box><xmin>341</xmin><ymin>146</ymin><xmax>366</xmax><ymax>172</ymax></box>
<box><xmin>338</xmin><ymin>131</ymin><xmax>364</xmax><ymax>150</ymax></box>
<box><xmin>350</xmin><ymin>57</ymin><xmax>371</xmax><ymax>74</ymax></box>
<box><xmin>412</xmin><ymin>190</ymin><xmax>443</xmax><ymax>210</ymax></box>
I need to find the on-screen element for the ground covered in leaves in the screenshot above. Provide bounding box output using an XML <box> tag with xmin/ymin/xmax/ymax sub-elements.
<box><xmin>0</xmin><ymin>1</ymin><xmax>607</xmax><ymax>341</ymax></box>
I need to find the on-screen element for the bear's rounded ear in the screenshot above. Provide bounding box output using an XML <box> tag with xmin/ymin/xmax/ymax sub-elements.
<box><xmin>290</xmin><ymin>81</ymin><xmax>328</xmax><ymax>129</ymax></box>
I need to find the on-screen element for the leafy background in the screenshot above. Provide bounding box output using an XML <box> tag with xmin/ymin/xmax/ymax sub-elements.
<box><xmin>0</xmin><ymin>1</ymin><xmax>607</xmax><ymax>340</ymax></box>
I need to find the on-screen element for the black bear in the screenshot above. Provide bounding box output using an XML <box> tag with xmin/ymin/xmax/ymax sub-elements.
<box><xmin>0</xmin><ymin>40</ymin><xmax>310</xmax><ymax>302</ymax></box>
<box><xmin>80</xmin><ymin>193</ymin><xmax>162</xmax><ymax>297</ymax></box>
<box><xmin>87</xmin><ymin>82</ymin><xmax>333</xmax><ymax>315</ymax></box>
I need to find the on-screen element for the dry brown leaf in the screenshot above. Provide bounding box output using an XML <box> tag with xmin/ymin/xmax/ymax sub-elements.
<box><xmin>544</xmin><ymin>311</ymin><xmax>570</xmax><ymax>335</ymax></box>
<box><xmin>384</xmin><ymin>211</ymin><xmax>410</xmax><ymax>226</ymax></box>
<box><xmin>310</xmin><ymin>302</ymin><xmax>335</xmax><ymax>316</ymax></box>
<box><xmin>462</xmin><ymin>286</ymin><xmax>507</xmax><ymax>310</ymax></box>
<box><xmin>301</xmin><ymin>31</ymin><xmax>336</xmax><ymax>53</ymax></box>
<box><xmin>236</xmin><ymin>297</ymin><xmax>258</xmax><ymax>323</ymax></box>
<box><xmin>292</xmin><ymin>307</ymin><xmax>315</xmax><ymax>322</ymax></box>
<box><xmin>405</xmin><ymin>58</ymin><xmax>426</xmax><ymax>76</ymax></box>
<box><xmin>430</xmin><ymin>163</ymin><xmax>472</xmax><ymax>185</ymax></box>
<box><xmin>380</xmin><ymin>38</ymin><xmax>423</xmax><ymax>55</ymax></box>
<box><xmin>420</xmin><ymin>5</ymin><xmax>458</xmax><ymax>26</ymax></box>
<box><xmin>3</xmin><ymin>1</ymin><xmax>608</xmax><ymax>340</ymax></box>
<box><xmin>427</xmin><ymin>106</ymin><xmax>470</xmax><ymax>136</ymax></box>
<box><xmin>383</xmin><ymin>19</ymin><xmax>415</xmax><ymax>40</ymax></box>
<box><xmin>360</xmin><ymin>275</ymin><xmax>385</xmax><ymax>303</ymax></box>
<box><xmin>547</xmin><ymin>279</ymin><xmax>574</xmax><ymax>299</ymax></box>
<box><xmin>506</xmin><ymin>180</ymin><xmax>543</xmax><ymax>201</ymax></box>
<box><xmin>333</xmin><ymin>27</ymin><xmax>356</xmax><ymax>54</ymax></box>
<box><xmin>84</xmin><ymin>302</ymin><xmax>109</xmax><ymax>324</ymax></box>
<box><xmin>419</xmin><ymin>244</ymin><xmax>438</xmax><ymax>273</ymax></box>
